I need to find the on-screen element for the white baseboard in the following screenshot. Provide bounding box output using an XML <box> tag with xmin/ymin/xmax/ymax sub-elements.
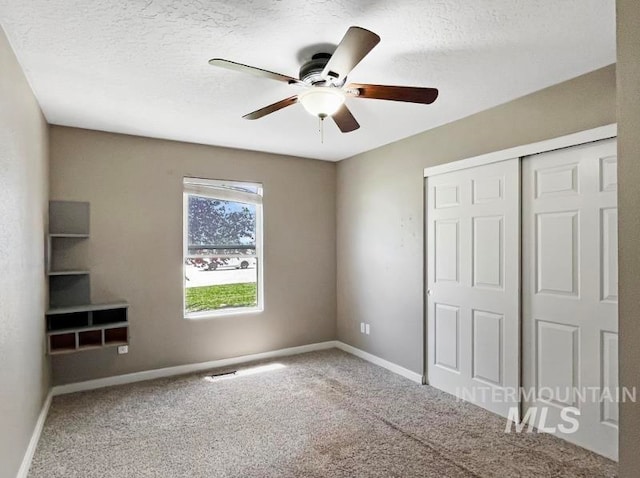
<box><xmin>51</xmin><ymin>340</ymin><xmax>423</xmax><ymax>396</ymax></box>
<box><xmin>16</xmin><ymin>390</ymin><xmax>52</xmax><ymax>478</ymax></box>
<box><xmin>52</xmin><ymin>341</ymin><xmax>340</xmax><ymax>396</ymax></box>
<box><xmin>335</xmin><ymin>342</ymin><xmax>423</xmax><ymax>384</ymax></box>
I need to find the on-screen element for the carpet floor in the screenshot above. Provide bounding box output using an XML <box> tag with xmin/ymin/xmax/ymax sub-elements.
<box><xmin>29</xmin><ymin>349</ymin><xmax>617</xmax><ymax>477</ymax></box>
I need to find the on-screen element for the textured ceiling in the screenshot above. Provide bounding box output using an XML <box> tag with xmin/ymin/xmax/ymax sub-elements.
<box><xmin>0</xmin><ymin>0</ymin><xmax>615</xmax><ymax>161</ymax></box>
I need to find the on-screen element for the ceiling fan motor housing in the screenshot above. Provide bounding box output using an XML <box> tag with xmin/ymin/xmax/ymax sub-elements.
<box><xmin>299</xmin><ymin>53</ymin><xmax>341</xmax><ymax>86</ymax></box>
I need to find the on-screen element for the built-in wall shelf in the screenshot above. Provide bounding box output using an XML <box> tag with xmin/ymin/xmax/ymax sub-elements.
<box><xmin>47</xmin><ymin>270</ymin><xmax>90</xmax><ymax>277</ymax></box>
<box><xmin>49</xmin><ymin>233</ymin><xmax>90</xmax><ymax>238</ymax></box>
<box><xmin>47</xmin><ymin>321</ymin><xmax>129</xmax><ymax>355</ymax></box>
<box><xmin>47</xmin><ymin>301</ymin><xmax>130</xmax><ymax>315</ymax></box>
<box><xmin>46</xmin><ymin>201</ymin><xmax>129</xmax><ymax>355</ymax></box>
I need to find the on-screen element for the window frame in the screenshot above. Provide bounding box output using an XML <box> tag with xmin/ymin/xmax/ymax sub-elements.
<box><xmin>182</xmin><ymin>177</ymin><xmax>264</xmax><ymax>319</ymax></box>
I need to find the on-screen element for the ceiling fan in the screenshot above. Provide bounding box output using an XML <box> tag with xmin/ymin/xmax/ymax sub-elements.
<box><xmin>209</xmin><ymin>26</ymin><xmax>439</xmax><ymax>133</ymax></box>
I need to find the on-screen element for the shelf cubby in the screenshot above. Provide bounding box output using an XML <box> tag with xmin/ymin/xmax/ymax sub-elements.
<box><xmin>104</xmin><ymin>326</ymin><xmax>128</xmax><ymax>345</ymax></box>
<box><xmin>49</xmin><ymin>201</ymin><xmax>89</xmax><ymax>236</ymax></box>
<box><xmin>47</xmin><ymin>311</ymin><xmax>89</xmax><ymax>331</ymax></box>
<box><xmin>93</xmin><ymin>307</ymin><xmax>127</xmax><ymax>326</ymax></box>
<box><xmin>79</xmin><ymin>330</ymin><xmax>103</xmax><ymax>348</ymax></box>
<box><xmin>49</xmin><ymin>332</ymin><xmax>77</xmax><ymax>354</ymax></box>
<box><xmin>49</xmin><ymin>274</ymin><xmax>91</xmax><ymax>308</ymax></box>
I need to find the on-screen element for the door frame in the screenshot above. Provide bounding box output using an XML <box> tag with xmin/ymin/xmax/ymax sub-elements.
<box><xmin>422</xmin><ymin>123</ymin><xmax>617</xmax><ymax>384</ymax></box>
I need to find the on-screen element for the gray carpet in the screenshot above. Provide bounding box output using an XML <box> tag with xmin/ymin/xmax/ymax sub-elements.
<box><xmin>29</xmin><ymin>349</ymin><xmax>617</xmax><ymax>477</ymax></box>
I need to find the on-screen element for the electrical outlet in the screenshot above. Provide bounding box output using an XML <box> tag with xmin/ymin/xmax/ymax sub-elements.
<box><xmin>360</xmin><ymin>322</ymin><xmax>365</xmax><ymax>334</ymax></box>
<box><xmin>365</xmin><ymin>324</ymin><xmax>370</xmax><ymax>335</ymax></box>
<box><xmin>117</xmin><ymin>345</ymin><xmax>129</xmax><ymax>355</ymax></box>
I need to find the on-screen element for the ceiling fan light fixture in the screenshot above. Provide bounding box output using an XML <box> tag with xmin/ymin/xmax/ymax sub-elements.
<box><xmin>298</xmin><ymin>87</ymin><xmax>346</xmax><ymax>118</ymax></box>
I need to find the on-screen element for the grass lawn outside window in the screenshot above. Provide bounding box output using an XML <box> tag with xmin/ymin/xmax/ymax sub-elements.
<box><xmin>185</xmin><ymin>283</ymin><xmax>257</xmax><ymax>312</ymax></box>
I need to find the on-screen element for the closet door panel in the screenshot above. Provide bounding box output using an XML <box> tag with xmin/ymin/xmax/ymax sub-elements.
<box><xmin>522</xmin><ymin>138</ymin><xmax>618</xmax><ymax>460</ymax></box>
<box><xmin>427</xmin><ymin>158</ymin><xmax>520</xmax><ymax>418</ymax></box>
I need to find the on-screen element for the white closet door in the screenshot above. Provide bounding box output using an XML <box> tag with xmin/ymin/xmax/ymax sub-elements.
<box><xmin>522</xmin><ymin>138</ymin><xmax>618</xmax><ymax>460</ymax></box>
<box><xmin>427</xmin><ymin>158</ymin><xmax>520</xmax><ymax>418</ymax></box>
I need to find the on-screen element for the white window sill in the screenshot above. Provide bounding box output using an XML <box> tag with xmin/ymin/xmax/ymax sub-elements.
<box><xmin>184</xmin><ymin>307</ymin><xmax>263</xmax><ymax>320</ymax></box>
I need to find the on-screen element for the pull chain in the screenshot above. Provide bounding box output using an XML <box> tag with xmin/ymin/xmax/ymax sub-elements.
<box><xmin>318</xmin><ymin>115</ymin><xmax>325</xmax><ymax>144</ymax></box>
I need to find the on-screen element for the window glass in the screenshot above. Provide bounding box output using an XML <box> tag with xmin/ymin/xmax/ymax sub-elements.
<box><xmin>184</xmin><ymin>179</ymin><xmax>262</xmax><ymax>317</ymax></box>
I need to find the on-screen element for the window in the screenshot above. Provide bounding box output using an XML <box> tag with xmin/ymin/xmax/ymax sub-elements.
<box><xmin>183</xmin><ymin>178</ymin><xmax>263</xmax><ymax>318</ymax></box>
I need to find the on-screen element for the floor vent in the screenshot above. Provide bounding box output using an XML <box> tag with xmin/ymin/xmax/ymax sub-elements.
<box><xmin>207</xmin><ymin>370</ymin><xmax>237</xmax><ymax>380</ymax></box>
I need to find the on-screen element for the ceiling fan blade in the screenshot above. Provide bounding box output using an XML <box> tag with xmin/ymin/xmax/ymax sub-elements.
<box><xmin>332</xmin><ymin>104</ymin><xmax>360</xmax><ymax>133</ymax></box>
<box><xmin>209</xmin><ymin>58</ymin><xmax>302</xmax><ymax>85</ymax></box>
<box><xmin>243</xmin><ymin>96</ymin><xmax>298</xmax><ymax>120</ymax></box>
<box><xmin>321</xmin><ymin>27</ymin><xmax>380</xmax><ymax>83</ymax></box>
<box><xmin>347</xmin><ymin>83</ymin><xmax>439</xmax><ymax>104</ymax></box>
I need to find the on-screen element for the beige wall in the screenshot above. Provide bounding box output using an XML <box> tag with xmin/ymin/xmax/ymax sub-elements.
<box><xmin>337</xmin><ymin>65</ymin><xmax>616</xmax><ymax>373</ymax></box>
<box><xmin>49</xmin><ymin>127</ymin><xmax>336</xmax><ymax>384</ymax></box>
<box><xmin>617</xmin><ymin>1</ymin><xmax>640</xmax><ymax>475</ymax></box>
<box><xmin>0</xmin><ymin>27</ymin><xmax>50</xmax><ymax>476</ymax></box>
